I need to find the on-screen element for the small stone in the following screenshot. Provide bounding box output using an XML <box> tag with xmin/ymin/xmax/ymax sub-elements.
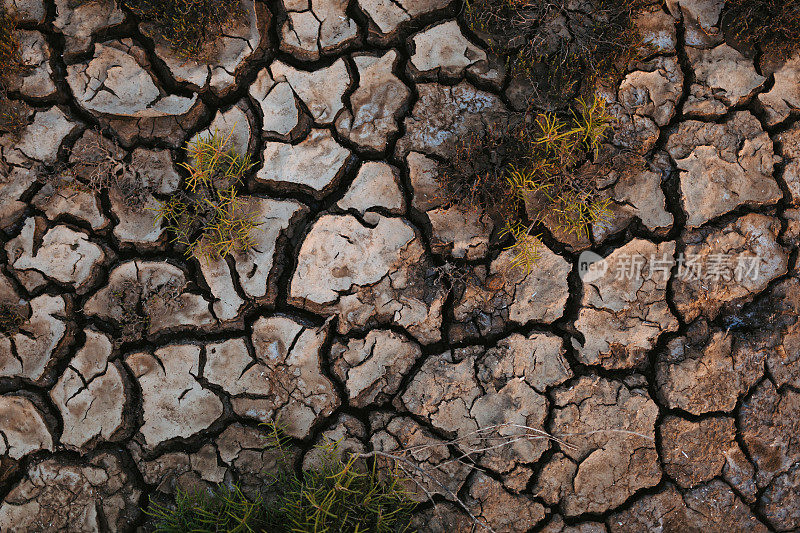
<box><xmin>126</xmin><ymin>344</ymin><xmax>223</xmax><ymax>448</ymax></box>
<box><xmin>673</xmin><ymin>214</ymin><xmax>788</xmax><ymax>322</ymax></box>
<box><xmin>666</xmin><ymin>112</ymin><xmax>781</xmax><ymax>228</ymax></box>
<box><xmin>659</xmin><ymin>416</ymin><xmax>739</xmax><ymax>488</ymax></box>
<box><xmin>337</xmin><ymin>162</ymin><xmax>405</xmax><ymax>223</ymax></box>
<box><xmin>684</xmin><ymin>44</ymin><xmax>766</xmax><ymax>117</ymax></box>
<box><xmin>0</xmin><ymin>396</ymin><xmax>52</xmax><ymax>459</ymax></box>
<box><xmin>6</xmin><ymin>220</ymin><xmax>106</xmax><ymax>294</ymax></box>
<box><xmin>258</xmin><ymin>129</ymin><xmax>353</xmax><ymax>199</ymax></box>
<box><xmin>758</xmin><ymin>55</ymin><xmax>800</xmax><ymax>127</ymax></box>
<box><xmin>335</xmin><ymin>51</ymin><xmax>411</xmax><ymax>153</ymax></box>
<box><xmin>574</xmin><ymin>239</ymin><xmax>678</xmax><ymax>370</ymax></box>
<box><xmin>50</xmin><ymin>329</ymin><xmax>127</xmax><ymax>450</ymax></box>
<box><xmin>330</xmin><ymin>329</ymin><xmax>422</xmax><ymax>407</ymax></box>
<box><xmin>408</xmin><ymin>21</ymin><xmax>487</xmax><ymax>80</ymax></box>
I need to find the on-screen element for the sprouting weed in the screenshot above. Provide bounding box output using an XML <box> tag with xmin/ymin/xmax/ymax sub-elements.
<box><xmin>155</xmin><ymin>128</ymin><xmax>258</xmax><ymax>263</ymax></box>
<box><xmin>552</xmin><ymin>191</ymin><xmax>613</xmax><ymax>240</ymax></box>
<box><xmin>572</xmin><ymin>95</ymin><xmax>616</xmax><ymax>158</ymax></box>
<box><xmin>500</xmin><ymin>220</ymin><xmax>543</xmax><ymax>274</ymax></box>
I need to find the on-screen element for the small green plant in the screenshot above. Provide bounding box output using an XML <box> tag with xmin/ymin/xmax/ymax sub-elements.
<box><xmin>723</xmin><ymin>0</ymin><xmax>800</xmax><ymax>60</ymax></box>
<box><xmin>500</xmin><ymin>220</ymin><xmax>543</xmax><ymax>273</ymax></box>
<box><xmin>438</xmin><ymin>94</ymin><xmax>614</xmax><ymax>273</ymax></box>
<box><xmin>147</xmin><ymin>485</ymin><xmax>270</xmax><ymax>532</ymax></box>
<box><xmin>123</xmin><ymin>0</ymin><xmax>247</xmax><ymax>58</ymax></box>
<box><xmin>156</xmin><ymin>130</ymin><xmax>258</xmax><ymax>262</ymax></box>
<box><xmin>146</xmin><ymin>425</ymin><xmax>418</xmax><ymax>533</ymax></box>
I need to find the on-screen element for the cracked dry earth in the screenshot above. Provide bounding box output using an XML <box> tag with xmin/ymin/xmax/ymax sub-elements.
<box><xmin>1</xmin><ymin>0</ymin><xmax>799</xmax><ymax>530</ymax></box>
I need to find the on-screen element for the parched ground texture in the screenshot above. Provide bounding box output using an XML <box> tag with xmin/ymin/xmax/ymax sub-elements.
<box><xmin>0</xmin><ymin>0</ymin><xmax>799</xmax><ymax>530</ymax></box>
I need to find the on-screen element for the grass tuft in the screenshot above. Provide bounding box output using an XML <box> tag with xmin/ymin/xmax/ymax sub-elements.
<box><xmin>155</xmin><ymin>129</ymin><xmax>258</xmax><ymax>262</ymax></box>
<box><xmin>123</xmin><ymin>0</ymin><xmax>247</xmax><ymax>58</ymax></box>
<box><xmin>437</xmin><ymin>94</ymin><xmax>615</xmax><ymax>272</ymax></box>
<box><xmin>464</xmin><ymin>0</ymin><xmax>650</xmax><ymax>101</ymax></box>
<box><xmin>723</xmin><ymin>0</ymin><xmax>800</xmax><ymax>60</ymax></box>
<box><xmin>146</xmin><ymin>424</ymin><xmax>417</xmax><ymax>533</ymax></box>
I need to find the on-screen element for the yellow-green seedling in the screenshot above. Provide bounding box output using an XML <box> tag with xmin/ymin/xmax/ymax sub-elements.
<box><xmin>438</xmin><ymin>94</ymin><xmax>616</xmax><ymax>273</ymax></box>
<box><xmin>500</xmin><ymin>220</ymin><xmax>544</xmax><ymax>274</ymax></box>
<box><xmin>155</xmin><ymin>129</ymin><xmax>258</xmax><ymax>262</ymax></box>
